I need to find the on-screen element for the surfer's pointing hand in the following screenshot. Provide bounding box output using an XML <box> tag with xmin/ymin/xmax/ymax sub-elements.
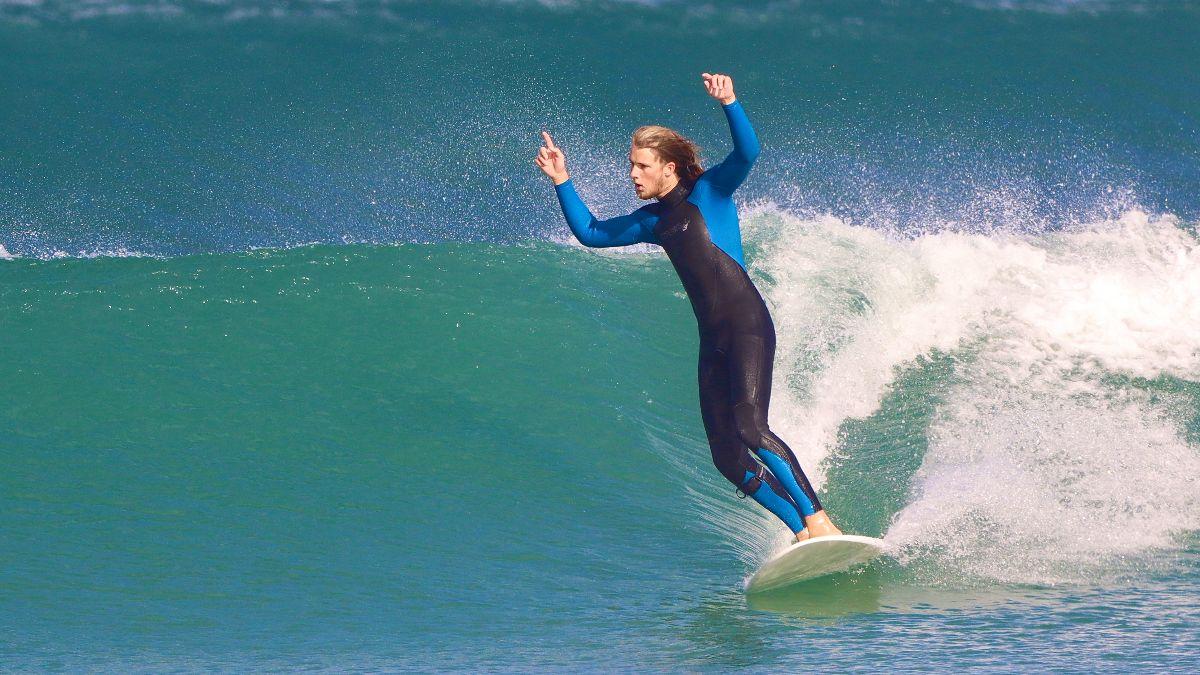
<box><xmin>702</xmin><ymin>72</ymin><xmax>736</xmax><ymax>105</ymax></box>
<box><xmin>535</xmin><ymin>131</ymin><xmax>570</xmax><ymax>185</ymax></box>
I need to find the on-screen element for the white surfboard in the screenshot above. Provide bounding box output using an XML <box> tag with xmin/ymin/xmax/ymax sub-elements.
<box><xmin>746</xmin><ymin>534</ymin><xmax>887</xmax><ymax>593</ymax></box>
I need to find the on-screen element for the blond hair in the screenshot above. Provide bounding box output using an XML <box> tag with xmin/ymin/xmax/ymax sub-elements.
<box><xmin>632</xmin><ymin>125</ymin><xmax>703</xmax><ymax>182</ymax></box>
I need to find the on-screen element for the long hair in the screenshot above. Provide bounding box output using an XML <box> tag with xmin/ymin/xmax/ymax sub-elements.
<box><xmin>631</xmin><ymin>125</ymin><xmax>704</xmax><ymax>183</ymax></box>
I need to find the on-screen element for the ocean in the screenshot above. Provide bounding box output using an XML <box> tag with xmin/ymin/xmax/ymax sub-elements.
<box><xmin>2</xmin><ymin>0</ymin><xmax>1198</xmax><ymax>670</ymax></box>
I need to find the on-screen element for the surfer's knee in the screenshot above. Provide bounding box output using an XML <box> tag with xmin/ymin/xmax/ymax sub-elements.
<box><xmin>712</xmin><ymin>452</ymin><xmax>748</xmax><ymax>487</ymax></box>
<box><xmin>709</xmin><ymin>440</ymin><xmax>754</xmax><ymax>487</ymax></box>
<box><xmin>737</xmin><ymin>466</ymin><xmax>805</xmax><ymax>534</ymax></box>
<box><xmin>732</xmin><ymin>402</ymin><xmax>766</xmax><ymax>449</ymax></box>
<box><xmin>736</xmin><ymin>467</ymin><xmax>763</xmax><ymax>495</ymax></box>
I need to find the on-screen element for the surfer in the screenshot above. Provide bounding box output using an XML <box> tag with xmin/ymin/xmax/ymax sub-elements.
<box><xmin>535</xmin><ymin>73</ymin><xmax>841</xmax><ymax>542</ymax></box>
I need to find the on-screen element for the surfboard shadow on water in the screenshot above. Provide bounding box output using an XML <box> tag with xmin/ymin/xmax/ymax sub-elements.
<box><xmin>744</xmin><ymin>558</ymin><xmax>1088</xmax><ymax>619</ymax></box>
<box><xmin>745</xmin><ymin>565</ymin><xmax>889</xmax><ymax>617</ymax></box>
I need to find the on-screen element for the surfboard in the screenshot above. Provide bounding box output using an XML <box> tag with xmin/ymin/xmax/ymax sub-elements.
<box><xmin>746</xmin><ymin>534</ymin><xmax>887</xmax><ymax>593</ymax></box>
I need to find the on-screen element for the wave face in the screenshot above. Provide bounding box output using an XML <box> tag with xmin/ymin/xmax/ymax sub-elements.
<box><xmin>3</xmin><ymin>211</ymin><xmax>1199</xmax><ymax>668</ymax></box>
<box><xmin>2</xmin><ymin>0</ymin><xmax>1199</xmax><ymax>670</ymax></box>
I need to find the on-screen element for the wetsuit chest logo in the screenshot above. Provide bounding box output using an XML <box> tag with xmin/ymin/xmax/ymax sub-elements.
<box><xmin>658</xmin><ymin>217</ymin><xmax>690</xmax><ymax>238</ymax></box>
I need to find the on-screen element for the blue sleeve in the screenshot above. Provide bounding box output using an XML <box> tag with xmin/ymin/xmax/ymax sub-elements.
<box><xmin>701</xmin><ymin>100</ymin><xmax>761</xmax><ymax>196</ymax></box>
<box><xmin>553</xmin><ymin>178</ymin><xmax>656</xmax><ymax>248</ymax></box>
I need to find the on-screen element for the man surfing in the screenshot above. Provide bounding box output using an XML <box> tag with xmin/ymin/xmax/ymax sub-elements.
<box><xmin>535</xmin><ymin>73</ymin><xmax>841</xmax><ymax>543</ymax></box>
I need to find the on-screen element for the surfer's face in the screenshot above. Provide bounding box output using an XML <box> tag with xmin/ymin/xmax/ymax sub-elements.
<box><xmin>629</xmin><ymin>145</ymin><xmax>677</xmax><ymax>200</ymax></box>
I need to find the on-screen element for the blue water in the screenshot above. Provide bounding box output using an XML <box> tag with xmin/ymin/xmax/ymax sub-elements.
<box><xmin>2</xmin><ymin>0</ymin><xmax>1199</xmax><ymax>670</ymax></box>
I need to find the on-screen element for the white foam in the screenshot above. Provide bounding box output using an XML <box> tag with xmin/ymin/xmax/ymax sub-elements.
<box><xmin>748</xmin><ymin>207</ymin><xmax>1200</xmax><ymax>583</ymax></box>
<box><xmin>46</xmin><ymin>247</ymin><xmax>154</xmax><ymax>260</ymax></box>
<box><xmin>887</xmin><ymin>385</ymin><xmax>1200</xmax><ymax>584</ymax></box>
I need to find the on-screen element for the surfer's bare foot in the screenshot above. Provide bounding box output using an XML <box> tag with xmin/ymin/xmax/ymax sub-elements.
<box><xmin>794</xmin><ymin>529</ymin><xmax>810</xmax><ymax>543</ymax></box>
<box><xmin>804</xmin><ymin>510</ymin><xmax>842</xmax><ymax>538</ymax></box>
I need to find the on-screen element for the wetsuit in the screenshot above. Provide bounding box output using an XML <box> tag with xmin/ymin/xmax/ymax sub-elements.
<box><xmin>553</xmin><ymin>100</ymin><xmax>823</xmax><ymax>534</ymax></box>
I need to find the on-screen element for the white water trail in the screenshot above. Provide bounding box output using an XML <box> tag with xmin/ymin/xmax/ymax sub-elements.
<box><xmin>747</xmin><ymin>208</ymin><xmax>1200</xmax><ymax>583</ymax></box>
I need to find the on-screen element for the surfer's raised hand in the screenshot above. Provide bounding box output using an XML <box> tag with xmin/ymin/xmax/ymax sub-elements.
<box><xmin>702</xmin><ymin>72</ymin><xmax>736</xmax><ymax>105</ymax></box>
<box><xmin>535</xmin><ymin>131</ymin><xmax>570</xmax><ymax>185</ymax></box>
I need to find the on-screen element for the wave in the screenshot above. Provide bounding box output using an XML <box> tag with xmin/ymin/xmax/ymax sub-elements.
<box><xmin>535</xmin><ymin>204</ymin><xmax>1200</xmax><ymax>585</ymax></box>
<box><xmin>741</xmin><ymin>207</ymin><xmax>1200</xmax><ymax>584</ymax></box>
<box><xmin>3</xmin><ymin>205</ymin><xmax>1197</xmax><ymax>590</ymax></box>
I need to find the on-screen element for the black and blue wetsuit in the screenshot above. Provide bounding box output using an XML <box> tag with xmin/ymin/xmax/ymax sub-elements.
<box><xmin>552</xmin><ymin>100</ymin><xmax>823</xmax><ymax>534</ymax></box>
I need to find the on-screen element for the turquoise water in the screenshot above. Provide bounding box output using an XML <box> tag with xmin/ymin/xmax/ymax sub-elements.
<box><xmin>3</xmin><ymin>1</ymin><xmax>1199</xmax><ymax>670</ymax></box>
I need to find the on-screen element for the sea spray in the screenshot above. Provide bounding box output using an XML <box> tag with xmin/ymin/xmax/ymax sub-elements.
<box><xmin>738</xmin><ymin>207</ymin><xmax>1200</xmax><ymax>581</ymax></box>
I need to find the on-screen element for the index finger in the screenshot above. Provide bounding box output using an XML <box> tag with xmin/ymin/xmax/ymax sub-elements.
<box><xmin>541</xmin><ymin>131</ymin><xmax>558</xmax><ymax>149</ymax></box>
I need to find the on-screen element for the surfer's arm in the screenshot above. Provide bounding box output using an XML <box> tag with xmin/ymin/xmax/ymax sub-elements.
<box><xmin>702</xmin><ymin>100</ymin><xmax>761</xmax><ymax>196</ymax></box>
<box><xmin>553</xmin><ymin>178</ymin><xmax>654</xmax><ymax>248</ymax></box>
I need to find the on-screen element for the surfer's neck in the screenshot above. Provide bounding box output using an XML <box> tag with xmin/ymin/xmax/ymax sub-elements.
<box><xmin>656</xmin><ymin>176</ymin><xmax>690</xmax><ymax>208</ymax></box>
